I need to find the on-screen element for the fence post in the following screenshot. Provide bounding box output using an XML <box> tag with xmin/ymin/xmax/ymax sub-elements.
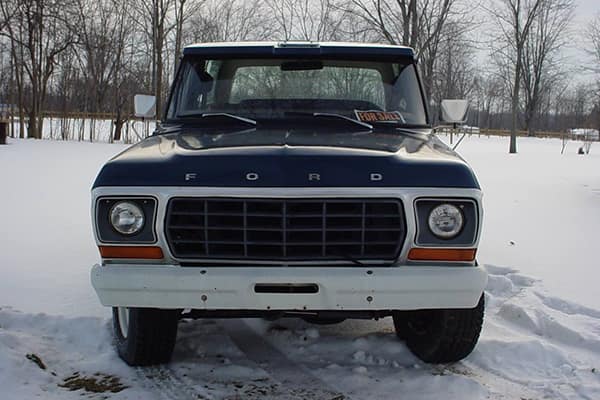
<box><xmin>0</xmin><ymin>106</ymin><xmax>8</xmax><ymax>144</ymax></box>
<box><xmin>0</xmin><ymin>121</ymin><xmax>7</xmax><ymax>144</ymax></box>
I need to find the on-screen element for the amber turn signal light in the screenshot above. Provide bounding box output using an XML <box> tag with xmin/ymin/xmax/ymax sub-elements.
<box><xmin>408</xmin><ymin>248</ymin><xmax>477</xmax><ymax>262</ymax></box>
<box><xmin>98</xmin><ymin>245</ymin><xmax>164</xmax><ymax>259</ymax></box>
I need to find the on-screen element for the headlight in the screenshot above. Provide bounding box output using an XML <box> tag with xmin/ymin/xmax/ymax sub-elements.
<box><xmin>427</xmin><ymin>203</ymin><xmax>464</xmax><ymax>239</ymax></box>
<box><xmin>110</xmin><ymin>201</ymin><xmax>145</xmax><ymax>235</ymax></box>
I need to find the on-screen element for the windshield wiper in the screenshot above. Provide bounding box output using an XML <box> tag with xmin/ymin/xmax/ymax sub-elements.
<box><xmin>370</xmin><ymin>121</ymin><xmax>431</xmax><ymax>129</ymax></box>
<box><xmin>286</xmin><ymin>112</ymin><xmax>373</xmax><ymax>130</ymax></box>
<box><xmin>178</xmin><ymin>112</ymin><xmax>257</xmax><ymax>126</ymax></box>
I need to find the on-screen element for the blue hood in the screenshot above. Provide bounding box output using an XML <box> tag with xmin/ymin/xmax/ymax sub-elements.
<box><xmin>92</xmin><ymin>128</ymin><xmax>479</xmax><ymax>189</ymax></box>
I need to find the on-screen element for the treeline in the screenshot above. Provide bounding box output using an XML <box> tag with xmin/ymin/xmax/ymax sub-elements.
<box><xmin>0</xmin><ymin>0</ymin><xmax>599</xmax><ymax>144</ymax></box>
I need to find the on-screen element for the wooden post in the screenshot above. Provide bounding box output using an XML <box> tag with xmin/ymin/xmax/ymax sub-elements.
<box><xmin>0</xmin><ymin>111</ymin><xmax>7</xmax><ymax>145</ymax></box>
<box><xmin>0</xmin><ymin>122</ymin><xmax>6</xmax><ymax>144</ymax></box>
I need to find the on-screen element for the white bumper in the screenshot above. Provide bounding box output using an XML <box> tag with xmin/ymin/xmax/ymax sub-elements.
<box><xmin>91</xmin><ymin>264</ymin><xmax>487</xmax><ymax>310</ymax></box>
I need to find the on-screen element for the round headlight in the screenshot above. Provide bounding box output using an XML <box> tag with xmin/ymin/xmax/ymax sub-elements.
<box><xmin>110</xmin><ymin>201</ymin><xmax>145</xmax><ymax>235</ymax></box>
<box><xmin>428</xmin><ymin>204</ymin><xmax>464</xmax><ymax>239</ymax></box>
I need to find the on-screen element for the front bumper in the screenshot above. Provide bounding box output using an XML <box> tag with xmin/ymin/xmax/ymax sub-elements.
<box><xmin>91</xmin><ymin>264</ymin><xmax>487</xmax><ymax>311</ymax></box>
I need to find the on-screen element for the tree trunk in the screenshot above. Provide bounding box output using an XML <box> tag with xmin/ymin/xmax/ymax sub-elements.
<box><xmin>28</xmin><ymin>109</ymin><xmax>37</xmax><ymax>139</ymax></box>
<box><xmin>509</xmin><ymin>56</ymin><xmax>521</xmax><ymax>154</ymax></box>
<box><xmin>113</xmin><ymin>107</ymin><xmax>124</xmax><ymax>142</ymax></box>
<box><xmin>114</xmin><ymin>119</ymin><xmax>123</xmax><ymax>142</ymax></box>
<box><xmin>156</xmin><ymin>48</ymin><xmax>163</xmax><ymax>120</ymax></box>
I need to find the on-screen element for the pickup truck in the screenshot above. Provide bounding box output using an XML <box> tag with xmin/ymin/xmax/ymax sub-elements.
<box><xmin>91</xmin><ymin>41</ymin><xmax>487</xmax><ymax>366</ymax></box>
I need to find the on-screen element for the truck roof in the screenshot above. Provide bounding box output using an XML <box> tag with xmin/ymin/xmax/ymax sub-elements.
<box><xmin>182</xmin><ymin>41</ymin><xmax>415</xmax><ymax>60</ymax></box>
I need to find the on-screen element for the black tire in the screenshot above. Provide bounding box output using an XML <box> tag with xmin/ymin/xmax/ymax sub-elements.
<box><xmin>112</xmin><ymin>307</ymin><xmax>180</xmax><ymax>366</ymax></box>
<box><xmin>392</xmin><ymin>295</ymin><xmax>484</xmax><ymax>363</ymax></box>
<box><xmin>391</xmin><ymin>312</ymin><xmax>411</xmax><ymax>341</ymax></box>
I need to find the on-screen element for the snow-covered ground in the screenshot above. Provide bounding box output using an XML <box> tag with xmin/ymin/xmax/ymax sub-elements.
<box><xmin>1</xmin><ymin>135</ymin><xmax>599</xmax><ymax>399</ymax></box>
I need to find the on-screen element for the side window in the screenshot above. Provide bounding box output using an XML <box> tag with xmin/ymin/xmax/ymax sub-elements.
<box><xmin>390</xmin><ymin>65</ymin><xmax>426</xmax><ymax>123</ymax></box>
<box><xmin>177</xmin><ymin>62</ymin><xmax>216</xmax><ymax>115</ymax></box>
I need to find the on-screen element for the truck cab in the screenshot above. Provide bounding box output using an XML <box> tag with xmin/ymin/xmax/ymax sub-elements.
<box><xmin>91</xmin><ymin>41</ymin><xmax>487</xmax><ymax>366</ymax></box>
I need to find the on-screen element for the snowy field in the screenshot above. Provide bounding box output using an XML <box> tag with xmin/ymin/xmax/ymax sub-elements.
<box><xmin>0</xmin><ymin>135</ymin><xmax>599</xmax><ymax>399</ymax></box>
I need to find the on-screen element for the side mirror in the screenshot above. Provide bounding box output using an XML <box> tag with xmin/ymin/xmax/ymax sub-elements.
<box><xmin>440</xmin><ymin>99</ymin><xmax>469</xmax><ymax>125</ymax></box>
<box><xmin>134</xmin><ymin>94</ymin><xmax>156</xmax><ymax>119</ymax></box>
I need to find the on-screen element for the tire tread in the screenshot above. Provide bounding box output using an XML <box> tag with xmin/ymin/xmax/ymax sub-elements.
<box><xmin>113</xmin><ymin>308</ymin><xmax>179</xmax><ymax>366</ymax></box>
<box><xmin>394</xmin><ymin>295</ymin><xmax>484</xmax><ymax>363</ymax></box>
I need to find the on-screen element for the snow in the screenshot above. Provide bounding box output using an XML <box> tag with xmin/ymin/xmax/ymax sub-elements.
<box><xmin>0</xmin><ymin>139</ymin><xmax>125</xmax><ymax>318</ymax></box>
<box><xmin>453</xmin><ymin>134</ymin><xmax>600</xmax><ymax>309</ymax></box>
<box><xmin>1</xmin><ymin>135</ymin><xmax>600</xmax><ymax>399</ymax></box>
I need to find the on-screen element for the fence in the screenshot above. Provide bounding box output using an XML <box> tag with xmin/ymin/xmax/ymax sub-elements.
<box><xmin>4</xmin><ymin>111</ymin><xmax>156</xmax><ymax>143</ymax></box>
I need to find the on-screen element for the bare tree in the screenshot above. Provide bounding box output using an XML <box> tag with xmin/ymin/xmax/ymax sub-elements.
<box><xmin>173</xmin><ymin>0</ymin><xmax>204</xmax><ymax>75</ymax></box>
<box><xmin>520</xmin><ymin>0</ymin><xmax>574</xmax><ymax>137</ymax></box>
<box><xmin>431</xmin><ymin>23</ymin><xmax>476</xmax><ymax>104</ymax></box>
<box><xmin>346</xmin><ymin>0</ymin><xmax>466</xmax><ymax>100</ymax></box>
<box><xmin>72</xmin><ymin>0</ymin><xmax>130</xmax><ymax>115</ymax></box>
<box><xmin>0</xmin><ymin>0</ymin><xmax>74</xmax><ymax>138</ymax></box>
<box><xmin>585</xmin><ymin>14</ymin><xmax>600</xmax><ymax>134</ymax></box>
<box><xmin>488</xmin><ymin>0</ymin><xmax>544</xmax><ymax>153</ymax></box>
<box><xmin>129</xmin><ymin>0</ymin><xmax>177</xmax><ymax>119</ymax></box>
<box><xmin>265</xmin><ymin>0</ymin><xmax>296</xmax><ymax>40</ymax></box>
<box><xmin>189</xmin><ymin>0</ymin><xmax>273</xmax><ymax>43</ymax></box>
<box><xmin>472</xmin><ymin>74</ymin><xmax>503</xmax><ymax>129</ymax></box>
<box><xmin>297</xmin><ymin>0</ymin><xmax>344</xmax><ymax>40</ymax></box>
<box><xmin>264</xmin><ymin>0</ymin><xmax>346</xmax><ymax>41</ymax></box>
<box><xmin>587</xmin><ymin>14</ymin><xmax>600</xmax><ymax>70</ymax></box>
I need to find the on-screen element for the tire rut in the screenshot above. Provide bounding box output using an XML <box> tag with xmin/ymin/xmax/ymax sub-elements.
<box><xmin>135</xmin><ymin>319</ymin><xmax>348</xmax><ymax>400</ymax></box>
<box><xmin>136</xmin><ymin>365</ymin><xmax>201</xmax><ymax>400</ymax></box>
<box><xmin>221</xmin><ymin>319</ymin><xmax>349</xmax><ymax>400</ymax></box>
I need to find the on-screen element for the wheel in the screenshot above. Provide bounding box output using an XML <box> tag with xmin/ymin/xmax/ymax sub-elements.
<box><xmin>391</xmin><ymin>312</ymin><xmax>411</xmax><ymax>341</ymax></box>
<box><xmin>392</xmin><ymin>295</ymin><xmax>484</xmax><ymax>363</ymax></box>
<box><xmin>112</xmin><ymin>307</ymin><xmax>180</xmax><ymax>366</ymax></box>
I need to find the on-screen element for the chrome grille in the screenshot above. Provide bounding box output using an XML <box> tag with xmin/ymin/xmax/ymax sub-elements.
<box><xmin>165</xmin><ymin>198</ymin><xmax>405</xmax><ymax>262</ymax></box>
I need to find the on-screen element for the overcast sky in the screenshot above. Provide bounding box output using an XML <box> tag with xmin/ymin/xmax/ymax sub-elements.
<box><xmin>567</xmin><ymin>0</ymin><xmax>598</xmax><ymax>80</ymax></box>
<box><xmin>575</xmin><ymin>0</ymin><xmax>598</xmax><ymax>21</ymax></box>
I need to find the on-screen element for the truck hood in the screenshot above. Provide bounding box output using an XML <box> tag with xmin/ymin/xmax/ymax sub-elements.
<box><xmin>92</xmin><ymin>127</ymin><xmax>479</xmax><ymax>189</ymax></box>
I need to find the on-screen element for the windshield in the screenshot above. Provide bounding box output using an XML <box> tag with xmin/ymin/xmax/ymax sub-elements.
<box><xmin>166</xmin><ymin>57</ymin><xmax>428</xmax><ymax>126</ymax></box>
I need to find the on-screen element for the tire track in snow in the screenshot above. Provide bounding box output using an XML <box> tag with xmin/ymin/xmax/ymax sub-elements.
<box><xmin>136</xmin><ymin>365</ymin><xmax>201</xmax><ymax>400</ymax></box>
<box><xmin>133</xmin><ymin>319</ymin><xmax>347</xmax><ymax>400</ymax></box>
<box><xmin>222</xmin><ymin>319</ymin><xmax>348</xmax><ymax>400</ymax></box>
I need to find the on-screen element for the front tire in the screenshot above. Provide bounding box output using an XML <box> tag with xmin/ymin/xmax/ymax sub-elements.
<box><xmin>112</xmin><ymin>307</ymin><xmax>180</xmax><ymax>366</ymax></box>
<box><xmin>393</xmin><ymin>295</ymin><xmax>484</xmax><ymax>363</ymax></box>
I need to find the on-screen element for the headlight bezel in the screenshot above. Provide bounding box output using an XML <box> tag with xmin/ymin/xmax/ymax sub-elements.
<box><xmin>414</xmin><ymin>198</ymin><xmax>478</xmax><ymax>247</ymax></box>
<box><xmin>95</xmin><ymin>197</ymin><xmax>158</xmax><ymax>244</ymax></box>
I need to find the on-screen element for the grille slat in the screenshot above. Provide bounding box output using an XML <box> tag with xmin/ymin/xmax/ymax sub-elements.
<box><xmin>171</xmin><ymin>212</ymin><xmax>400</xmax><ymax>218</ymax></box>
<box><xmin>172</xmin><ymin>240</ymin><xmax>399</xmax><ymax>246</ymax></box>
<box><xmin>165</xmin><ymin>198</ymin><xmax>406</xmax><ymax>262</ymax></box>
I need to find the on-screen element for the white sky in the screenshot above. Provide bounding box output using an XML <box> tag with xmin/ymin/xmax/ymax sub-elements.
<box><xmin>575</xmin><ymin>0</ymin><xmax>599</xmax><ymax>21</ymax></box>
<box><xmin>566</xmin><ymin>0</ymin><xmax>599</xmax><ymax>82</ymax></box>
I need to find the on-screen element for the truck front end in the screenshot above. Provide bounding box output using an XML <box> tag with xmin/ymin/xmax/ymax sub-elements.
<box><xmin>91</xmin><ymin>42</ymin><xmax>487</xmax><ymax>366</ymax></box>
